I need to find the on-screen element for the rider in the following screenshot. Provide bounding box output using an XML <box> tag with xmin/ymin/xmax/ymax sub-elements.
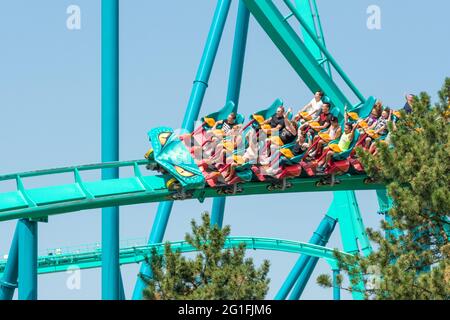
<box><xmin>212</xmin><ymin>112</ymin><xmax>239</xmax><ymax>134</ymax></box>
<box><xmin>364</xmin><ymin>107</ymin><xmax>390</xmax><ymax>149</ymax></box>
<box><xmin>308</xmin><ymin>115</ymin><xmax>342</xmax><ymax>158</ymax></box>
<box><xmin>300</xmin><ymin>102</ymin><xmax>332</xmax><ymax>136</ymax></box>
<box><xmin>263</xmin><ymin>106</ymin><xmax>286</xmax><ymax>134</ymax></box>
<box><xmin>294</xmin><ymin>90</ymin><xmax>324</xmax><ymax>123</ymax></box>
<box><xmin>316</xmin><ymin>111</ymin><xmax>357</xmax><ymax>171</ymax></box>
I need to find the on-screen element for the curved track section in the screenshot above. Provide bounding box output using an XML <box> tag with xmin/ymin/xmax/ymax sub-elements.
<box><xmin>0</xmin><ymin>237</ymin><xmax>348</xmax><ymax>275</ymax></box>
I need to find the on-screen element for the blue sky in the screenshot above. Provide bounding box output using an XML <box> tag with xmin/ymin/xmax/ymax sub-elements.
<box><xmin>0</xmin><ymin>0</ymin><xmax>449</xmax><ymax>300</ymax></box>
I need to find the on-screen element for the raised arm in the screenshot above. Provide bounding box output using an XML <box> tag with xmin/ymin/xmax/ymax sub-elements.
<box><xmin>284</xmin><ymin>109</ymin><xmax>296</xmax><ymax>135</ymax></box>
<box><xmin>348</xmin><ymin>122</ymin><xmax>357</xmax><ymax>141</ymax></box>
<box><xmin>344</xmin><ymin>105</ymin><xmax>349</xmax><ymax>123</ymax></box>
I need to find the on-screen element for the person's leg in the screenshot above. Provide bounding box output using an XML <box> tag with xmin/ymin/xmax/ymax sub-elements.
<box><xmin>225</xmin><ymin>163</ymin><xmax>237</xmax><ymax>182</ymax></box>
<box><xmin>318</xmin><ymin>149</ymin><xmax>332</xmax><ymax>167</ymax></box>
<box><xmin>316</xmin><ymin>139</ymin><xmax>325</xmax><ymax>156</ymax></box>
<box><xmin>322</xmin><ymin>151</ymin><xmax>334</xmax><ymax>167</ymax></box>
<box><xmin>210</xmin><ymin>145</ymin><xmax>225</xmax><ymax>165</ymax></box>
<box><xmin>365</xmin><ymin>137</ymin><xmax>372</xmax><ymax>149</ymax></box>
<box><xmin>369</xmin><ymin>141</ymin><xmax>377</xmax><ymax>155</ymax></box>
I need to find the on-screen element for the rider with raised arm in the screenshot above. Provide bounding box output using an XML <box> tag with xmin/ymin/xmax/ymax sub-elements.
<box><xmin>316</xmin><ymin>107</ymin><xmax>357</xmax><ymax>172</ymax></box>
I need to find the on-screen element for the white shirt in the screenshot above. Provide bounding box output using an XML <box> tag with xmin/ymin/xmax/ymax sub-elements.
<box><xmin>304</xmin><ymin>98</ymin><xmax>323</xmax><ymax>118</ymax></box>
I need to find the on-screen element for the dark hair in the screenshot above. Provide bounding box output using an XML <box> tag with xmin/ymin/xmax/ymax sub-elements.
<box><xmin>322</xmin><ymin>103</ymin><xmax>330</xmax><ymax>109</ymax></box>
<box><xmin>316</xmin><ymin>90</ymin><xmax>324</xmax><ymax>97</ymax></box>
<box><xmin>229</xmin><ymin>112</ymin><xmax>236</xmax><ymax>119</ymax></box>
<box><xmin>330</xmin><ymin>116</ymin><xmax>338</xmax><ymax>122</ymax></box>
<box><xmin>345</xmin><ymin>122</ymin><xmax>353</xmax><ymax>129</ymax></box>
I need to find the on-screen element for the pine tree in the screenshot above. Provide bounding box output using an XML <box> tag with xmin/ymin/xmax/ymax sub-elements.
<box><xmin>317</xmin><ymin>78</ymin><xmax>450</xmax><ymax>299</ymax></box>
<box><xmin>141</xmin><ymin>212</ymin><xmax>270</xmax><ymax>300</ymax></box>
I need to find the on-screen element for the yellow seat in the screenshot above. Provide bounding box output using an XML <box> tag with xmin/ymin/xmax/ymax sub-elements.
<box><xmin>308</xmin><ymin>121</ymin><xmax>321</xmax><ymax>131</ymax></box>
<box><xmin>223</xmin><ymin>140</ymin><xmax>235</xmax><ymax>151</ymax></box>
<box><xmin>365</xmin><ymin>129</ymin><xmax>380</xmax><ymax>139</ymax></box>
<box><xmin>252</xmin><ymin>114</ymin><xmax>265</xmax><ymax>125</ymax></box>
<box><xmin>280</xmin><ymin>148</ymin><xmax>295</xmax><ymax>159</ymax></box>
<box><xmin>204</xmin><ymin>117</ymin><xmax>216</xmax><ymax>128</ymax></box>
<box><xmin>300</xmin><ymin>112</ymin><xmax>312</xmax><ymax>121</ymax></box>
<box><xmin>270</xmin><ymin>136</ymin><xmax>284</xmax><ymax>146</ymax></box>
<box><xmin>144</xmin><ymin>148</ymin><xmax>153</xmax><ymax>159</ymax></box>
<box><xmin>393</xmin><ymin>111</ymin><xmax>401</xmax><ymax>118</ymax></box>
<box><xmin>328</xmin><ymin>144</ymin><xmax>342</xmax><ymax>153</ymax></box>
<box><xmin>358</xmin><ymin>120</ymin><xmax>368</xmax><ymax>128</ymax></box>
<box><xmin>261</xmin><ymin>124</ymin><xmax>272</xmax><ymax>130</ymax></box>
<box><xmin>232</xmin><ymin>155</ymin><xmax>245</xmax><ymax>165</ymax></box>
<box><xmin>347</xmin><ymin>112</ymin><xmax>359</xmax><ymax>121</ymax></box>
<box><xmin>318</xmin><ymin>132</ymin><xmax>331</xmax><ymax>142</ymax></box>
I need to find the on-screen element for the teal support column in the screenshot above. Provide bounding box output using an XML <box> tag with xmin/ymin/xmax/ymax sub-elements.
<box><xmin>0</xmin><ymin>225</ymin><xmax>19</xmax><ymax>300</ymax></box>
<box><xmin>275</xmin><ymin>214</ymin><xmax>336</xmax><ymax>300</ymax></box>
<box><xmin>119</xmin><ymin>271</ymin><xmax>125</xmax><ymax>300</ymax></box>
<box><xmin>132</xmin><ymin>0</ymin><xmax>232</xmax><ymax>300</ymax></box>
<box><xmin>211</xmin><ymin>0</ymin><xmax>250</xmax><ymax>228</ymax></box>
<box><xmin>288</xmin><ymin>220</ymin><xmax>335</xmax><ymax>300</ymax></box>
<box><xmin>333</xmin><ymin>269</ymin><xmax>341</xmax><ymax>300</ymax></box>
<box><xmin>376</xmin><ymin>189</ymin><xmax>400</xmax><ymax>240</ymax></box>
<box><xmin>288</xmin><ymin>255</ymin><xmax>319</xmax><ymax>300</ymax></box>
<box><xmin>18</xmin><ymin>219</ymin><xmax>37</xmax><ymax>300</ymax></box>
<box><xmin>101</xmin><ymin>0</ymin><xmax>120</xmax><ymax>300</ymax></box>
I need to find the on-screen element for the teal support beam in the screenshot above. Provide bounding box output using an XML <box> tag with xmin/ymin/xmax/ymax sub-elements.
<box><xmin>275</xmin><ymin>214</ymin><xmax>336</xmax><ymax>300</ymax></box>
<box><xmin>226</xmin><ymin>0</ymin><xmax>250</xmax><ymax>112</ymax></box>
<box><xmin>0</xmin><ymin>225</ymin><xmax>19</xmax><ymax>300</ymax></box>
<box><xmin>295</xmin><ymin>0</ymin><xmax>332</xmax><ymax>76</ymax></box>
<box><xmin>288</xmin><ymin>214</ymin><xmax>335</xmax><ymax>300</ymax></box>
<box><xmin>288</xmin><ymin>254</ymin><xmax>318</xmax><ymax>300</ymax></box>
<box><xmin>18</xmin><ymin>219</ymin><xmax>38</xmax><ymax>300</ymax></box>
<box><xmin>336</xmin><ymin>191</ymin><xmax>372</xmax><ymax>256</ymax></box>
<box><xmin>180</xmin><ymin>0</ymin><xmax>233</xmax><ymax>131</ymax></box>
<box><xmin>333</xmin><ymin>269</ymin><xmax>341</xmax><ymax>300</ymax></box>
<box><xmin>242</xmin><ymin>0</ymin><xmax>356</xmax><ymax>112</ymax></box>
<box><xmin>211</xmin><ymin>0</ymin><xmax>250</xmax><ymax>228</ymax></box>
<box><xmin>334</xmin><ymin>191</ymin><xmax>370</xmax><ymax>300</ymax></box>
<box><xmin>376</xmin><ymin>189</ymin><xmax>400</xmax><ymax>240</ymax></box>
<box><xmin>101</xmin><ymin>0</ymin><xmax>120</xmax><ymax>300</ymax></box>
<box><xmin>132</xmin><ymin>0</ymin><xmax>233</xmax><ymax>300</ymax></box>
<box><xmin>119</xmin><ymin>271</ymin><xmax>125</xmax><ymax>300</ymax></box>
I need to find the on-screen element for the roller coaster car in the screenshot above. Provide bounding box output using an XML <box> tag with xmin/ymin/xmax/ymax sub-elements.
<box><xmin>147</xmin><ymin>127</ymin><xmax>205</xmax><ymax>191</ymax></box>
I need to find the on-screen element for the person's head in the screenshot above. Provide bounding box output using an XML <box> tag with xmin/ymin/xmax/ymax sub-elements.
<box><xmin>406</xmin><ymin>94</ymin><xmax>415</xmax><ymax>104</ymax></box>
<box><xmin>381</xmin><ymin>108</ymin><xmax>390</xmax><ymax>119</ymax></box>
<box><xmin>372</xmin><ymin>101</ymin><xmax>383</xmax><ymax>117</ymax></box>
<box><xmin>322</xmin><ymin>103</ymin><xmax>330</xmax><ymax>114</ymax></box>
<box><xmin>276</xmin><ymin>106</ymin><xmax>285</xmax><ymax>117</ymax></box>
<box><xmin>227</xmin><ymin>112</ymin><xmax>236</xmax><ymax>123</ymax></box>
<box><xmin>315</xmin><ymin>90</ymin><xmax>324</xmax><ymax>101</ymax></box>
<box><xmin>330</xmin><ymin>116</ymin><xmax>338</xmax><ymax>127</ymax></box>
<box><xmin>344</xmin><ymin>122</ymin><xmax>353</xmax><ymax>134</ymax></box>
